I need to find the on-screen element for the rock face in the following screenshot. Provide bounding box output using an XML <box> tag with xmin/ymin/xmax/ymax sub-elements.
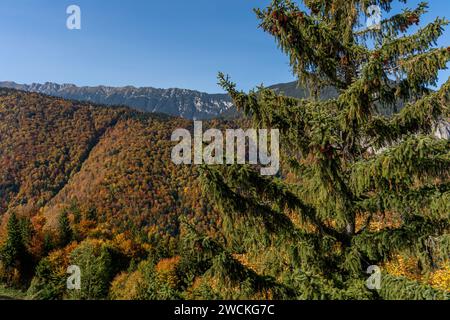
<box><xmin>0</xmin><ymin>81</ymin><xmax>234</xmax><ymax>120</ymax></box>
<box><xmin>434</xmin><ymin>120</ymin><xmax>450</xmax><ymax>140</ymax></box>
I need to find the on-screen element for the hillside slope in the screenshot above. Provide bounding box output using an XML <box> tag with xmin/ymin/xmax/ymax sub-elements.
<box><xmin>0</xmin><ymin>88</ymin><xmax>127</xmax><ymax>216</ymax></box>
<box><xmin>0</xmin><ymin>88</ymin><xmax>215</xmax><ymax>238</ymax></box>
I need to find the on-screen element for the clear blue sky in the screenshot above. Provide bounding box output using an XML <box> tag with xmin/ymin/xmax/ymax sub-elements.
<box><xmin>0</xmin><ymin>0</ymin><xmax>448</xmax><ymax>93</ymax></box>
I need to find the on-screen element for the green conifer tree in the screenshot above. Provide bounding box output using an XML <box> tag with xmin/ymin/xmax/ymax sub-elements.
<box><xmin>185</xmin><ymin>0</ymin><xmax>449</xmax><ymax>300</ymax></box>
<box><xmin>1</xmin><ymin>213</ymin><xmax>25</xmax><ymax>269</ymax></box>
<box><xmin>0</xmin><ymin>213</ymin><xmax>32</xmax><ymax>285</ymax></box>
<box><xmin>58</xmin><ymin>211</ymin><xmax>73</xmax><ymax>247</ymax></box>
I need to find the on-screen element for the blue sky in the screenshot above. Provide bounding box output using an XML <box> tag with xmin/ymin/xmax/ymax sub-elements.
<box><xmin>0</xmin><ymin>0</ymin><xmax>448</xmax><ymax>93</ymax></box>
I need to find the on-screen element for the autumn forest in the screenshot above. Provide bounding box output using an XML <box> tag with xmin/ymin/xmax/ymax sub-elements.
<box><xmin>1</xmin><ymin>0</ymin><xmax>450</xmax><ymax>302</ymax></box>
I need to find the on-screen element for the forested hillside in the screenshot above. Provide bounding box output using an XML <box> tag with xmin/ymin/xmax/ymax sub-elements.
<box><xmin>0</xmin><ymin>89</ymin><xmax>125</xmax><ymax>215</ymax></box>
<box><xmin>0</xmin><ymin>85</ymin><xmax>447</xmax><ymax>300</ymax></box>
<box><xmin>0</xmin><ymin>88</ymin><xmax>223</xmax><ymax>298</ymax></box>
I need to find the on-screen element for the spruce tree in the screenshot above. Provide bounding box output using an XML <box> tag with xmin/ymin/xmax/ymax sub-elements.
<box><xmin>58</xmin><ymin>211</ymin><xmax>73</xmax><ymax>247</ymax></box>
<box><xmin>1</xmin><ymin>213</ymin><xmax>25</xmax><ymax>269</ymax></box>
<box><xmin>186</xmin><ymin>0</ymin><xmax>450</xmax><ymax>299</ymax></box>
<box><xmin>0</xmin><ymin>213</ymin><xmax>32</xmax><ymax>284</ymax></box>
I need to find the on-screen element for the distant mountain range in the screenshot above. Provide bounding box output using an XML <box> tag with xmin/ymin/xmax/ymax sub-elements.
<box><xmin>0</xmin><ymin>81</ymin><xmax>338</xmax><ymax>120</ymax></box>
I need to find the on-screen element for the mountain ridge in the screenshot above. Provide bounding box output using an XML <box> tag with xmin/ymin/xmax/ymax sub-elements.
<box><xmin>0</xmin><ymin>81</ymin><xmax>233</xmax><ymax>120</ymax></box>
<box><xmin>0</xmin><ymin>80</ymin><xmax>332</xmax><ymax>120</ymax></box>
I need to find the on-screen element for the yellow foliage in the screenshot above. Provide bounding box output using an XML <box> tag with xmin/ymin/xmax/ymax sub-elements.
<box><xmin>385</xmin><ymin>255</ymin><xmax>450</xmax><ymax>292</ymax></box>
<box><xmin>112</xmin><ymin>233</ymin><xmax>135</xmax><ymax>257</ymax></box>
<box><xmin>155</xmin><ymin>256</ymin><xmax>181</xmax><ymax>289</ymax></box>
<box><xmin>110</xmin><ymin>271</ymin><xmax>145</xmax><ymax>300</ymax></box>
<box><xmin>384</xmin><ymin>255</ymin><xmax>421</xmax><ymax>280</ymax></box>
<box><xmin>429</xmin><ymin>264</ymin><xmax>450</xmax><ymax>292</ymax></box>
<box><xmin>232</xmin><ymin>254</ymin><xmax>259</xmax><ymax>273</ymax></box>
<box><xmin>47</xmin><ymin>242</ymin><xmax>79</xmax><ymax>278</ymax></box>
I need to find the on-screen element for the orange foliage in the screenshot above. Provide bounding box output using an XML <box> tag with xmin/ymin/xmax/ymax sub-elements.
<box><xmin>155</xmin><ymin>256</ymin><xmax>181</xmax><ymax>289</ymax></box>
